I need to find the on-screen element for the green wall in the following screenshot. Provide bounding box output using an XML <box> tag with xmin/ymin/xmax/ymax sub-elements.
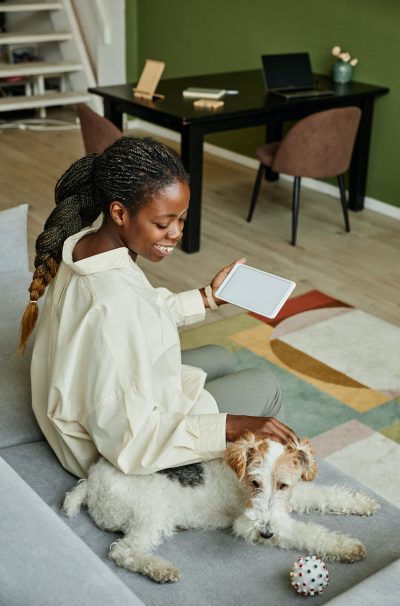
<box><xmin>126</xmin><ymin>0</ymin><xmax>399</xmax><ymax>208</ymax></box>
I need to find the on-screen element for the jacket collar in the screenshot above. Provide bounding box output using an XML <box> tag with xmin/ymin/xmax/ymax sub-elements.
<box><xmin>62</xmin><ymin>227</ymin><xmax>134</xmax><ymax>275</ymax></box>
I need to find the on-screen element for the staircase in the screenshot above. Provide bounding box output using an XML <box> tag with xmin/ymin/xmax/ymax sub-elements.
<box><xmin>0</xmin><ymin>0</ymin><xmax>96</xmax><ymax>116</ymax></box>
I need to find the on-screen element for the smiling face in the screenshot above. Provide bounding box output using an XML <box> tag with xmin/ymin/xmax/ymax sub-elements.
<box><xmin>108</xmin><ymin>180</ymin><xmax>190</xmax><ymax>262</ymax></box>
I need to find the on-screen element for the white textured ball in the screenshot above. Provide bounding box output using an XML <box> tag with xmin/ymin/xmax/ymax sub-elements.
<box><xmin>289</xmin><ymin>556</ymin><xmax>330</xmax><ymax>596</ymax></box>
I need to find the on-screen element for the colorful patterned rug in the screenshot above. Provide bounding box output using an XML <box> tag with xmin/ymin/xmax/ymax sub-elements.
<box><xmin>180</xmin><ymin>290</ymin><xmax>400</xmax><ymax>508</ymax></box>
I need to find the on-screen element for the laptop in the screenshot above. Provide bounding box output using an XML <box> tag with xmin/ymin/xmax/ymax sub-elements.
<box><xmin>261</xmin><ymin>52</ymin><xmax>334</xmax><ymax>99</ymax></box>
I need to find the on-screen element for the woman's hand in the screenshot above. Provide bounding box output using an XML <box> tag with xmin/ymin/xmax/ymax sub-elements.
<box><xmin>226</xmin><ymin>414</ymin><xmax>298</xmax><ymax>445</ymax></box>
<box><xmin>200</xmin><ymin>257</ymin><xmax>246</xmax><ymax>308</ymax></box>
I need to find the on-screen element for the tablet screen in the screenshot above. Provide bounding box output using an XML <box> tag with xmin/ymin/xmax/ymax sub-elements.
<box><xmin>215</xmin><ymin>264</ymin><xmax>296</xmax><ymax>318</ymax></box>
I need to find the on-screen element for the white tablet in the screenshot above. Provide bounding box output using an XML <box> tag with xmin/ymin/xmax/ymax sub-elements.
<box><xmin>214</xmin><ymin>264</ymin><xmax>296</xmax><ymax>318</ymax></box>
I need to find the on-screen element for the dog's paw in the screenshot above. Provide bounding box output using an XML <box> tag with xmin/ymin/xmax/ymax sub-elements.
<box><xmin>330</xmin><ymin>488</ymin><xmax>380</xmax><ymax>516</ymax></box>
<box><xmin>110</xmin><ymin>544</ymin><xmax>181</xmax><ymax>583</ymax></box>
<box><xmin>232</xmin><ymin>514</ymin><xmax>257</xmax><ymax>543</ymax></box>
<box><xmin>339</xmin><ymin>540</ymin><xmax>367</xmax><ymax>562</ymax></box>
<box><xmin>62</xmin><ymin>491</ymin><xmax>82</xmax><ymax>517</ymax></box>
<box><xmin>138</xmin><ymin>554</ymin><xmax>180</xmax><ymax>583</ymax></box>
<box><xmin>351</xmin><ymin>493</ymin><xmax>380</xmax><ymax>516</ymax></box>
<box><xmin>326</xmin><ymin>538</ymin><xmax>367</xmax><ymax>563</ymax></box>
<box><xmin>147</xmin><ymin>562</ymin><xmax>181</xmax><ymax>584</ymax></box>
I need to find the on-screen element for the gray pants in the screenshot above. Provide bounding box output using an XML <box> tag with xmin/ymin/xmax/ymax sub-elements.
<box><xmin>181</xmin><ymin>345</ymin><xmax>285</xmax><ymax>421</ymax></box>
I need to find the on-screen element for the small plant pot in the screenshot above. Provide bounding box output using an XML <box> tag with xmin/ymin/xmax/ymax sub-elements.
<box><xmin>332</xmin><ymin>60</ymin><xmax>353</xmax><ymax>84</ymax></box>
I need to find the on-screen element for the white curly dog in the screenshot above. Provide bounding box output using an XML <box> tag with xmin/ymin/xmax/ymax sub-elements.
<box><xmin>63</xmin><ymin>432</ymin><xmax>379</xmax><ymax>583</ymax></box>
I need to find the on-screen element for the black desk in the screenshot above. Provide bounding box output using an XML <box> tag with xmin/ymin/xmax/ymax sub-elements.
<box><xmin>89</xmin><ymin>70</ymin><xmax>389</xmax><ymax>253</ymax></box>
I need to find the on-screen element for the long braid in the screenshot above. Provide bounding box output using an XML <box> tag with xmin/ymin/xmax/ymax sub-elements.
<box><xmin>19</xmin><ymin>154</ymin><xmax>100</xmax><ymax>353</ymax></box>
<box><xmin>19</xmin><ymin>136</ymin><xmax>188</xmax><ymax>353</ymax></box>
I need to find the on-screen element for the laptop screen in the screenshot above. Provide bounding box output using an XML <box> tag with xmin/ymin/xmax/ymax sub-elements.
<box><xmin>261</xmin><ymin>53</ymin><xmax>314</xmax><ymax>91</ymax></box>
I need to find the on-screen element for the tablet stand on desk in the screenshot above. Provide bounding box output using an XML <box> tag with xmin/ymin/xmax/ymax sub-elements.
<box><xmin>132</xmin><ymin>60</ymin><xmax>165</xmax><ymax>100</ymax></box>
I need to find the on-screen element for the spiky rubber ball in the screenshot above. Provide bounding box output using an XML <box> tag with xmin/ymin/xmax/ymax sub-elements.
<box><xmin>290</xmin><ymin>556</ymin><xmax>330</xmax><ymax>596</ymax></box>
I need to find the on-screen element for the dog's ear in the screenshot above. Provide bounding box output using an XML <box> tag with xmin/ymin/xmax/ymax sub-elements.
<box><xmin>297</xmin><ymin>439</ymin><xmax>317</xmax><ymax>481</ymax></box>
<box><xmin>224</xmin><ymin>441</ymin><xmax>248</xmax><ymax>480</ymax></box>
<box><xmin>224</xmin><ymin>431</ymin><xmax>260</xmax><ymax>481</ymax></box>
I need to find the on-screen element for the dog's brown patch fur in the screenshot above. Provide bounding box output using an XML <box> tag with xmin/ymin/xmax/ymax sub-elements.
<box><xmin>281</xmin><ymin>439</ymin><xmax>317</xmax><ymax>482</ymax></box>
<box><xmin>224</xmin><ymin>432</ymin><xmax>269</xmax><ymax>481</ymax></box>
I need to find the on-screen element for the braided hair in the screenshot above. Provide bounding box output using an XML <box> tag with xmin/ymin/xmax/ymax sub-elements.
<box><xmin>19</xmin><ymin>136</ymin><xmax>188</xmax><ymax>352</ymax></box>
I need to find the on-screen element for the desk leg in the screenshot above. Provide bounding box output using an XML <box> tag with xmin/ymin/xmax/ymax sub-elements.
<box><xmin>103</xmin><ymin>98</ymin><xmax>123</xmax><ymax>130</ymax></box>
<box><xmin>265</xmin><ymin>123</ymin><xmax>282</xmax><ymax>181</ymax></box>
<box><xmin>348</xmin><ymin>98</ymin><xmax>374</xmax><ymax>211</ymax></box>
<box><xmin>181</xmin><ymin>127</ymin><xmax>204</xmax><ymax>253</ymax></box>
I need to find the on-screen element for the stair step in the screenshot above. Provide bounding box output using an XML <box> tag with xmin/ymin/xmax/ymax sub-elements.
<box><xmin>0</xmin><ymin>2</ymin><xmax>62</xmax><ymax>12</ymax></box>
<box><xmin>0</xmin><ymin>61</ymin><xmax>82</xmax><ymax>78</ymax></box>
<box><xmin>0</xmin><ymin>91</ymin><xmax>90</xmax><ymax>112</ymax></box>
<box><xmin>0</xmin><ymin>31</ymin><xmax>73</xmax><ymax>45</ymax></box>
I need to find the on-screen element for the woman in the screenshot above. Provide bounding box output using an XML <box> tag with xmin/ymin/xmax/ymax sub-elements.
<box><xmin>19</xmin><ymin>136</ymin><xmax>296</xmax><ymax>479</ymax></box>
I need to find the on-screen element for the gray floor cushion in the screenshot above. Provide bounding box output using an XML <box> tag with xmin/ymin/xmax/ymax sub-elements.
<box><xmin>2</xmin><ymin>441</ymin><xmax>400</xmax><ymax>606</ymax></box>
<box><xmin>0</xmin><ymin>204</ymin><xmax>29</xmax><ymax>273</ymax></box>
<box><xmin>0</xmin><ymin>457</ymin><xmax>143</xmax><ymax>606</ymax></box>
<box><xmin>0</xmin><ymin>204</ymin><xmax>44</xmax><ymax>448</ymax></box>
<box><xmin>1</xmin><ymin>270</ymin><xmax>43</xmax><ymax>448</ymax></box>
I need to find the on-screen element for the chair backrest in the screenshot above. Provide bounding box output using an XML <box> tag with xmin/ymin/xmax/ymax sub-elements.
<box><xmin>272</xmin><ymin>107</ymin><xmax>362</xmax><ymax>178</ymax></box>
<box><xmin>77</xmin><ymin>104</ymin><xmax>123</xmax><ymax>155</ymax></box>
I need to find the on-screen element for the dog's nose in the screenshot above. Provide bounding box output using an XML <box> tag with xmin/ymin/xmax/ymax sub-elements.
<box><xmin>259</xmin><ymin>528</ymin><xmax>274</xmax><ymax>539</ymax></box>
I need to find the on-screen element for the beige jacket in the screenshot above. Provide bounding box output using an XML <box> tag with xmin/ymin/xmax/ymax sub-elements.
<box><xmin>31</xmin><ymin>228</ymin><xmax>227</xmax><ymax>478</ymax></box>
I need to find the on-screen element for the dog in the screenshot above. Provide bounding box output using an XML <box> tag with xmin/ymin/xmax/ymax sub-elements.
<box><xmin>63</xmin><ymin>432</ymin><xmax>379</xmax><ymax>583</ymax></box>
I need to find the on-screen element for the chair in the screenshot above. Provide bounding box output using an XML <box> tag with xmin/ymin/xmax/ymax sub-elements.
<box><xmin>77</xmin><ymin>103</ymin><xmax>181</xmax><ymax>159</ymax></box>
<box><xmin>247</xmin><ymin>107</ymin><xmax>362</xmax><ymax>245</ymax></box>
<box><xmin>77</xmin><ymin>103</ymin><xmax>123</xmax><ymax>154</ymax></box>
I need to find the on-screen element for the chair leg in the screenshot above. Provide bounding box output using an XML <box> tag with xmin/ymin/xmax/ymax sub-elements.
<box><xmin>291</xmin><ymin>176</ymin><xmax>301</xmax><ymax>246</ymax></box>
<box><xmin>337</xmin><ymin>174</ymin><xmax>351</xmax><ymax>232</ymax></box>
<box><xmin>247</xmin><ymin>164</ymin><xmax>265</xmax><ymax>222</ymax></box>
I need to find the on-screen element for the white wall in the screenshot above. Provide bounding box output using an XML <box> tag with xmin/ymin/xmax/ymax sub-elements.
<box><xmin>72</xmin><ymin>0</ymin><xmax>126</xmax><ymax>86</ymax></box>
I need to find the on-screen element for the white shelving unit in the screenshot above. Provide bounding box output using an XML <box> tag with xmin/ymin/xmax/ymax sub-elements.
<box><xmin>0</xmin><ymin>0</ymin><xmax>95</xmax><ymax>116</ymax></box>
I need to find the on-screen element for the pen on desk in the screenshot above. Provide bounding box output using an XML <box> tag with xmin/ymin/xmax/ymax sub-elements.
<box><xmin>224</xmin><ymin>90</ymin><xmax>239</xmax><ymax>95</ymax></box>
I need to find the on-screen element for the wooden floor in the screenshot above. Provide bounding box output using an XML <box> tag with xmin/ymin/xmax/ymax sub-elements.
<box><xmin>1</xmin><ymin>109</ymin><xmax>399</xmax><ymax>327</ymax></box>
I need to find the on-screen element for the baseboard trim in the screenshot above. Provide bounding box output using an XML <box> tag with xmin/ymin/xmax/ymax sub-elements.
<box><xmin>129</xmin><ymin>118</ymin><xmax>400</xmax><ymax>220</ymax></box>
